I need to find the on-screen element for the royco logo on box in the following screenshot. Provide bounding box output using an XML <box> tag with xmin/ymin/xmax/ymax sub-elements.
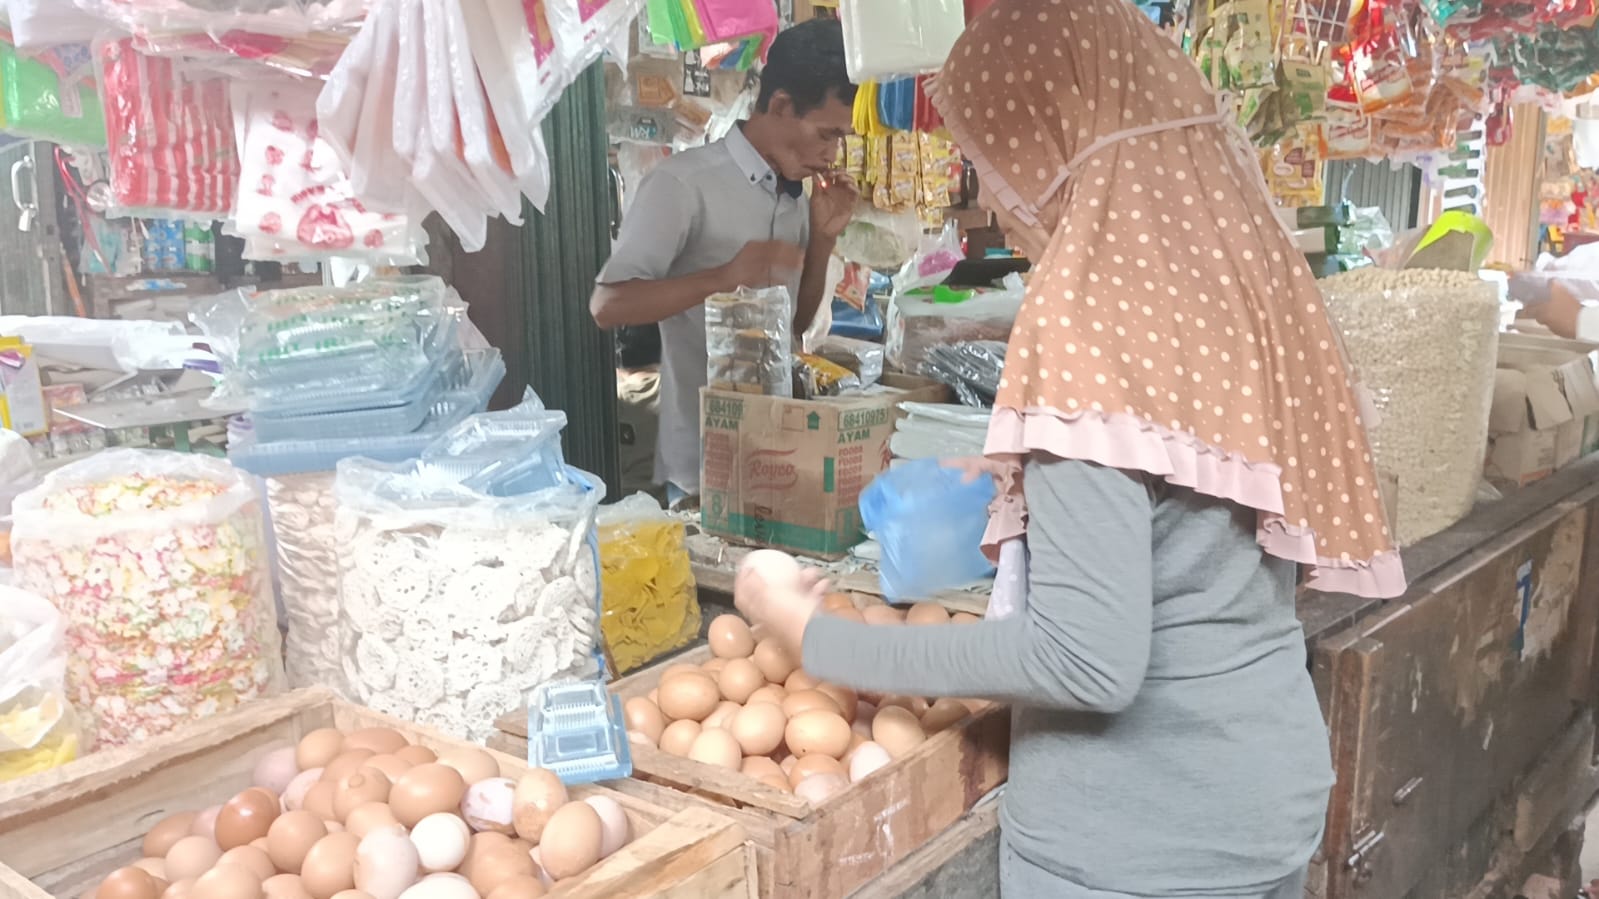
<box><xmin>700</xmin><ymin>388</ymin><xmax>900</xmax><ymax>559</ymax></box>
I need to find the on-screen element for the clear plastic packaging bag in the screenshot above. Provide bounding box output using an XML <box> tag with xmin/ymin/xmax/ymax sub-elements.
<box><xmin>816</xmin><ymin>335</ymin><xmax>885</xmax><ymax>387</ymax></box>
<box><xmin>596</xmin><ymin>494</ymin><xmax>699</xmax><ymax>674</ymax></box>
<box><xmin>11</xmin><ymin>450</ymin><xmax>283</xmax><ymax>748</ymax></box>
<box><xmin>0</xmin><ymin>588</ymin><xmax>86</xmax><ymax>781</ymax></box>
<box><xmin>490</xmin><ymin>0</ymin><xmax>574</xmax><ymax>132</ymax></box>
<box><xmin>886</xmin><ymin>279</ymin><xmax>1023</xmax><ymax>373</ymax></box>
<box><xmin>6</xmin><ymin>0</ymin><xmax>104</xmax><ymax>50</ymax></box>
<box><xmin>706</xmin><ymin>286</ymin><xmax>795</xmax><ymax>398</ymax></box>
<box><xmin>332</xmin><ymin>458</ymin><xmax>604</xmax><ymax>741</ymax></box>
<box><xmin>1320</xmin><ymin>268</ymin><xmax>1501</xmax><ymax>544</ymax></box>
<box><xmin>421</xmin><ymin>392</ymin><xmax>570</xmax><ymax>498</ymax></box>
<box><xmin>266</xmin><ymin>471</ymin><xmax>344</xmax><ymax>691</ymax></box>
<box><xmin>547</xmin><ymin>0</ymin><xmax>647</xmax><ymax>79</ymax></box>
<box><xmin>837</xmin><ymin>204</ymin><xmax>922</xmax><ymax>271</ymax></box>
<box><xmin>860</xmin><ymin>458</ymin><xmax>996</xmax><ymax>601</ymax></box>
<box><xmin>459</xmin><ymin>0</ymin><xmax>552</xmax><ymax>210</ymax></box>
<box><xmin>839</xmin><ymin>0</ymin><xmax>965</xmax><ymax>83</ymax></box>
<box><xmin>919</xmin><ymin>340</ymin><xmax>1007</xmax><ymax>407</ymax></box>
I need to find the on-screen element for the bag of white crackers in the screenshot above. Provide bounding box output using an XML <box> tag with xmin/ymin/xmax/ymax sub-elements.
<box><xmin>332</xmin><ymin>457</ymin><xmax>603</xmax><ymax>742</ymax></box>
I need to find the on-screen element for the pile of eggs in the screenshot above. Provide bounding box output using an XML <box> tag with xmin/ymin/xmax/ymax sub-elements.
<box><xmin>87</xmin><ymin>726</ymin><xmax>633</xmax><ymax>899</ymax></box>
<box><xmin>625</xmin><ymin>601</ymin><xmax>981</xmax><ymax>804</ymax></box>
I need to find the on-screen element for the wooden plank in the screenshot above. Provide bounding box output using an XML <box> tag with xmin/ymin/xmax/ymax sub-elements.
<box><xmin>1316</xmin><ymin>500</ymin><xmax>1593</xmax><ymax>899</ymax></box>
<box><xmin>845</xmin><ymin>803</ymin><xmax>999</xmax><ymax>899</ymax></box>
<box><xmin>0</xmin><ymin>689</ymin><xmax>753</xmax><ymax>899</ymax></box>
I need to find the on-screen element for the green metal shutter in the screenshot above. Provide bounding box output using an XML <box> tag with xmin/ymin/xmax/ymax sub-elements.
<box><xmin>1325</xmin><ymin>159</ymin><xmax>1423</xmax><ymax>232</ymax></box>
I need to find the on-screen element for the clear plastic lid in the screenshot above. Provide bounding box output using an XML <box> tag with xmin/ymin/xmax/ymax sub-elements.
<box><xmin>525</xmin><ymin>680</ymin><xmax>633</xmax><ymax>784</ymax></box>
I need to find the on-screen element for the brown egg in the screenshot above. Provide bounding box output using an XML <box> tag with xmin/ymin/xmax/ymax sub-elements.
<box><xmin>217</xmin><ymin>847</ymin><xmax>276</xmax><ymax>881</ymax></box>
<box><xmin>191</xmin><ymin>807</ymin><xmax>221</xmax><ymax>842</ymax></box>
<box><xmin>658</xmin><ymin>719</ymin><xmax>701</xmax><ymax>756</ymax></box>
<box><xmin>145</xmin><ymin>813</ymin><xmax>198</xmax><ymax>858</ymax></box>
<box><xmin>510</xmin><ymin>768</ymin><xmax>568</xmax><ymax>842</ymax></box>
<box><xmin>260</xmin><ymin>875</ymin><xmax>312</xmax><ymax>899</ymax></box>
<box><xmin>862</xmin><ymin>605</ymin><xmax>903</xmax><ymax>626</ymax></box>
<box><xmin>686</xmin><ymin>728</ymin><xmax>742</xmax><ymax>769</ymax></box>
<box><xmin>360</xmin><ymin>754</ymin><xmax>412</xmax><ymax>782</ymax></box>
<box><xmin>701</xmin><ymin>657</ymin><xmax>728</xmax><ymax>674</ymax></box>
<box><xmin>392</xmin><ymin>745</ymin><xmax>436</xmax><ymax>766</ymax></box>
<box><xmin>249</xmin><ymin>839</ymin><xmax>270</xmax><ymax>854</ymax></box>
<box><xmin>730</xmin><ymin>703</ymin><xmax>786</xmax><ymax>756</ymax></box>
<box><xmin>702</xmin><ymin>700</ymin><xmax>742</xmax><ymax>731</ymax></box>
<box><xmin>537</xmin><ymin>803</ymin><xmax>605</xmax><ymax>880</ymax></box>
<box><xmin>133</xmin><ymin>859</ymin><xmax>167</xmax><ymax>880</ymax></box>
<box><xmin>872</xmin><ymin>706</ymin><xmax>927</xmax><ymax>758</ymax></box>
<box><xmin>747</xmin><ymin>684</ymin><xmax>787</xmax><ymax>707</ymax></box>
<box><xmin>458</xmin><ymin>833</ymin><xmax>512</xmax><ymax>881</ymax></box>
<box><xmin>484</xmin><ymin>875</ymin><xmax>546</xmax><ymax>899</ymax></box>
<box><xmin>340</xmin><ymin>728</ymin><xmax>409</xmax><ymax>755</ymax></box>
<box><xmin>301</xmin><ymin>782</ymin><xmax>338</xmax><ymax>823</ymax></box>
<box><xmin>343</xmin><ymin>803</ymin><xmax>400</xmax><ymax>839</ymax></box>
<box><xmin>299</xmin><ymin>832</ymin><xmax>360</xmax><ymax>899</ymax></box>
<box><xmin>905</xmin><ymin>602</ymin><xmax>951</xmax><ymax>626</ymax></box>
<box><xmin>786</xmin><ymin>754</ymin><xmax>846</xmax><ymax>788</ymax></box>
<box><xmin>921</xmin><ymin>697</ymin><xmax>969</xmax><ymax>733</ymax></box>
<box><xmin>820</xmin><ymin>593</ymin><xmax>855</xmax><ymax>612</ymax></box>
<box><xmin>757</xmin><ymin>774</ymin><xmax>792</xmax><ymax>793</ymax></box>
<box><xmin>467</xmin><ymin>848</ymin><xmax>536</xmax><ymax>896</ymax></box>
<box><xmin>266</xmin><ymin>810</ymin><xmax>328</xmax><ymax>874</ymax></box>
<box><xmin>162</xmin><ymin>881</ymin><xmax>197</xmax><ymax>899</ymax></box>
<box><xmin>781</xmin><ymin>689</ymin><xmax>842</xmax><ymax>719</ymax></box>
<box><xmin>646</xmin><ymin>688</ymin><xmax>659</xmax><ymax>705</ymax></box>
<box><xmin>952</xmin><ymin>612</ymin><xmax>981</xmax><ymax>624</ymax></box>
<box><xmin>97</xmin><ymin>867</ymin><xmax>161</xmax><ymax>899</ymax></box>
<box><xmin>295</xmin><ymin>730</ymin><xmax>345</xmax><ymax>771</ymax></box>
<box><xmin>332</xmin><ymin>769</ymin><xmax>392</xmax><ymax>822</ymax></box>
<box><xmin>320</xmin><ymin>750</ymin><xmax>377</xmax><ymax>786</ymax></box>
<box><xmin>750</xmin><ymin>638</ymin><xmax>797</xmax><ymax>684</ymax></box>
<box><xmin>621</xmin><ymin>698</ymin><xmax>665</xmax><ymax>743</ymax></box>
<box><xmin>658</xmin><ymin>663</ymin><xmax>700</xmax><ymax>682</ymax></box>
<box><xmin>707</xmin><ymin>614</ymin><xmax>755</xmax><ymax>659</ymax></box>
<box><xmin>217</xmin><ymin>788</ymin><xmax>281</xmax><ymax>850</ymax></box>
<box><xmin>192</xmin><ymin>864</ymin><xmax>262</xmax><ymax>899</ymax></box>
<box><xmin>437</xmin><ymin>747</ymin><xmax>501</xmax><ymax>786</ymax></box>
<box><xmin>741</xmin><ymin>756</ymin><xmax>786</xmax><ymax>781</ymax></box>
<box><xmin>165</xmin><ymin>836</ymin><xmax>223</xmax><ymax>883</ymax></box>
<box><xmin>877</xmin><ymin>695</ymin><xmax>931</xmax><ymax>717</ymax></box>
<box><xmin>386</xmin><ymin>764</ymin><xmax>467</xmax><ymax>828</ymax></box>
<box><xmin>657</xmin><ymin>671</ymin><xmax>719</xmax><ymax>722</ymax></box>
<box><xmin>329</xmin><ymin>893</ymin><xmax>375</xmax><ymax>899</ymax></box>
<box><xmin>715</xmin><ymin>658</ymin><xmax>765</xmax><ymax>703</ymax></box>
<box><xmin>815</xmin><ymin>685</ymin><xmax>858</xmax><ymax>723</ymax></box>
<box><xmin>783</xmin><ymin>670</ymin><xmax>819</xmax><ymax>692</ymax></box>
<box><xmin>778</xmin><ymin>755</ymin><xmax>797</xmax><ymax>775</ymax></box>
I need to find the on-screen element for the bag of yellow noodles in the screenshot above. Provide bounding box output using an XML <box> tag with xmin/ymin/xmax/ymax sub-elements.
<box><xmin>0</xmin><ymin>588</ymin><xmax>86</xmax><ymax>780</ymax></box>
<box><xmin>598</xmin><ymin>494</ymin><xmax>700</xmax><ymax>674</ymax></box>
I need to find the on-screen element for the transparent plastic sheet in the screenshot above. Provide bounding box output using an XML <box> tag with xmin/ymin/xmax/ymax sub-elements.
<box><xmin>230</xmin><ymin>80</ymin><xmax>424</xmax><ymax>264</ymax></box>
<box><xmin>838</xmin><ymin>0</ymin><xmax>965</xmax><ymax>84</ymax></box>
<box><xmin>547</xmin><ymin>0</ymin><xmax>647</xmax><ymax>82</ymax></box>
<box><xmin>74</xmin><ymin>0</ymin><xmax>323</xmax><ymax>39</ymax></box>
<box><xmin>859</xmin><ymin>458</ymin><xmax>996</xmax><ymax>601</ymax></box>
<box><xmin>420</xmin><ymin>392</ymin><xmax>569</xmax><ymax>498</ymax></box>
<box><xmin>1320</xmin><ymin>268</ymin><xmax>1501</xmax><ymax>545</ymax></box>
<box><xmin>892</xmin><ymin>221</ymin><xmax>965</xmax><ymax>295</ymax></box>
<box><xmin>6</xmin><ymin>0</ymin><xmax>104</xmax><ymax>49</ymax></box>
<box><xmin>265</xmin><ymin>471</ymin><xmax>345</xmax><ymax>692</ymax></box>
<box><xmin>11</xmin><ymin>450</ymin><xmax>283</xmax><ymax>748</ymax></box>
<box><xmin>706</xmin><ymin>286</ymin><xmax>796</xmax><ymax>398</ymax></box>
<box><xmin>191</xmin><ymin>276</ymin><xmax>456</xmax><ymax>406</ymax></box>
<box><xmin>407</xmin><ymin>0</ymin><xmax>491</xmax><ymax>251</ymax></box>
<box><xmin>332</xmin><ymin>458</ymin><xmax>603</xmax><ymax>741</ymax></box>
<box><xmin>0</xmin><ymin>588</ymin><xmax>86</xmax><ymax>781</ymax></box>
<box><xmin>836</xmin><ymin>203</ymin><xmax>921</xmax><ymax>270</ymax></box>
<box><xmin>816</xmin><ymin>335</ymin><xmax>885</xmax><ymax>387</ymax></box>
<box><xmin>886</xmin><ymin>280</ymin><xmax>1023</xmax><ymax>373</ymax></box>
<box><xmin>918</xmin><ymin>340</ymin><xmax>1007</xmax><ymax>408</ymax></box>
<box><xmin>98</xmin><ymin>39</ymin><xmax>240</xmax><ymax>217</ymax></box>
<box><xmin>492</xmin><ymin>0</ymin><xmax>574</xmax><ymax>131</ymax></box>
<box><xmin>438</xmin><ymin>0</ymin><xmax>523</xmax><ymax>225</ymax></box>
<box><xmin>459</xmin><ymin>0</ymin><xmax>552</xmax><ymax>211</ymax></box>
<box><xmin>595</xmin><ymin>493</ymin><xmax>699</xmax><ymax>674</ymax></box>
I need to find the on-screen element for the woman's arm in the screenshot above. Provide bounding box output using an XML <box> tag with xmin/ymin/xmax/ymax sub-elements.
<box><xmin>802</xmin><ymin>458</ymin><xmax>1156</xmax><ymax>713</ymax></box>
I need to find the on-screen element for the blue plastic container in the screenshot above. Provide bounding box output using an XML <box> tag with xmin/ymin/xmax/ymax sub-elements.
<box><xmin>859</xmin><ymin>458</ymin><xmax>996</xmax><ymax>601</ymax></box>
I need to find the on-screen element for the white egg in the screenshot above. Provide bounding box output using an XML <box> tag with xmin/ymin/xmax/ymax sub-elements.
<box><xmin>409</xmin><ymin>812</ymin><xmax>471</xmax><ymax>872</ymax></box>
<box><xmin>397</xmin><ymin>873</ymin><xmax>478</xmax><ymax>899</ymax></box>
<box><xmin>355</xmin><ymin>825</ymin><xmax>419</xmax><ymax>899</ymax></box>
<box><xmin>848</xmin><ymin>742</ymin><xmax>893</xmax><ymax>783</ymax></box>
<box><xmin>460</xmin><ymin>777</ymin><xmax>517</xmax><ymax>834</ymax></box>
<box><xmin>583</xmin><ymin>795</ymin><xmax>632</xmax><ymax>858</ymax></box>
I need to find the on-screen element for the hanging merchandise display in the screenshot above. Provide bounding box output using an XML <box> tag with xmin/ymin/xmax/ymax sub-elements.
<box><xmin>0</xmin><ymin>41</ymin><xmax>105</xmax><ymax>147</ymax></box>
<box><xmin>838</xmin><ymin>0</ymin><xmax>964</xmax><ymax>83</ymax></box>
<box><xmin>642</xmin><ymin>0</ymin><xmax>776</xmax><ymax>69</ymax></box>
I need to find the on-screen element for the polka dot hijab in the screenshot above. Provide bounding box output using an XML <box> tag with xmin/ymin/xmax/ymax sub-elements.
<box><xmin>928</xmin><ymin>0</ymin><xmax>1405</xmax><ymax>598</ymax></box>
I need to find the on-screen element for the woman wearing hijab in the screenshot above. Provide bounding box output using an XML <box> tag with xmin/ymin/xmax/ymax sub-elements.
<box><xmin>734</xmin><ymin>0</ymin><xmax>1406</xmax><ymax>896</ymax></box>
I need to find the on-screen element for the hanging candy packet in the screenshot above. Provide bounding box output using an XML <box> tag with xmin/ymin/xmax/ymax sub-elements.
<box><xmin>230</xmin><ymin>80</ymin><xmax>424</xmax><ymax>264</ymax></box>
<box><xmin>1349</xmin><ymin>29</ymin><xmax>1414</xmax><ymax>113</ymax></box>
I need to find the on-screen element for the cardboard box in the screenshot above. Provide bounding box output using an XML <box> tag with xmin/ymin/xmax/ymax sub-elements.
<box><xmin>700</xmin><ymin>375</ymin><xmax>948</xmax><ymax>558</ymax></box>
<box><xmin>1486</xmin><ymin>334</ymin><xmax>1599</xmax><ymax>488</ymax></box>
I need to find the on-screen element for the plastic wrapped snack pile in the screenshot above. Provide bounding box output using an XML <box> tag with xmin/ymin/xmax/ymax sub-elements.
<box><xmin>11</xmin><ymin>450</ymin><xmax>283</xmax><ymax>747</ymax></box>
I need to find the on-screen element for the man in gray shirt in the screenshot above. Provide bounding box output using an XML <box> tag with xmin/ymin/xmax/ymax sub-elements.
<box><xmin>589</xmin><ymin>19</ymin><xmax>859</xmax><ymax>505</ymax></box>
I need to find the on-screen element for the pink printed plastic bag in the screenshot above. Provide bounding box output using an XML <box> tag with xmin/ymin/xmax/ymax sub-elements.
<box><xmin>692</xmin><ymin>0</ymin><xmax>777</xmax><ymax>58</ymax></box>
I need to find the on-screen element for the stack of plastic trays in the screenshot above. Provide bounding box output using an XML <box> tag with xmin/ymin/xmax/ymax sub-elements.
<box><xmin>525</xmin><ymin>680</ymin><xmax>633</xmax><ymax>784</ymax></box>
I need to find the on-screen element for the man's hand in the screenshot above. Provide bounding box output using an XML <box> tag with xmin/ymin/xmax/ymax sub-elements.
<box><xmin>810</xmin><ymin>172</ymin><xmax>858</xmax><ymax>241</ymax></box>
<box><xmin>722</xmin><ymin>240</ymin><xmax>805</xmax><ymax>291</ymax></box>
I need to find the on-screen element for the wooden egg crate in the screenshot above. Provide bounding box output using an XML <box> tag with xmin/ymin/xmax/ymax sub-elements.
<box><xmin>491</xmin><ymin>615</ymin><xmax>1010</xmax><ymax>899</ymax></box>
<box><xmin>0</xmin><ymin>688</ymin><xmax>755</xmax><ymax>899</ymax></box>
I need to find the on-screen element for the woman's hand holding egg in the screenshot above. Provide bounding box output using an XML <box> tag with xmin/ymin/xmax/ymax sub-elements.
<box><xmin>734</xmin><ymin>550</ymin><xmax>827</xmax><ymax>657</ymax></box>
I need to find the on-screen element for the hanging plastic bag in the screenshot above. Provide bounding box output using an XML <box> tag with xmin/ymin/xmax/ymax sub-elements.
<box><xmin>1</xmin><ymin>41</ymin><xmax>106</xmax><ymax>148</ymax></box>
<box><xmin>839</xmin><ymin>0</ymin><xmax>964</xmax><ymax>83</ymax></box>
<box><xmin>5</xmin><ymin>0</ymin><xmax>104</xmax><ymax>50</ymax></box>
<box><xmin>0</xmin><ymin>588</ymin><xmax>86</xmax><ymax>781</ymax></box>
<box><xmin>437</xmin><ymin>0</ymin><xmax>524</xmax><ymax>224</ymax></box>
<box><xmin>690</xmin><ymin>0</ymin><xmax>778</xmax><ymax>60</ymax></box>
<box><xmin>597</xmin><ymin>494</ymin><xmax>699</xmax><ymax>674</ymax></box>
<box><xmin>490</xmin><ymin>0</ymin><xmax>573</xmax><ymax>131</ymax></box>
<box><xmin>460</xmin><ymin>0</ymin><xmax>553</xmax><ymax>210</ymax></box>
<box><xmin>11</xmin><ymin>450</ymin><xmax>284</xmax><ymax>748</ymax></box>
<box><xmin>547</xmin><ymin>0</ymin><xmax>648</xmax><ymax>79</ymax></box>
<box><xmin>860</xmin><ymin>458</ymin><xmax>996</xmax><ymax>601</ymax></box>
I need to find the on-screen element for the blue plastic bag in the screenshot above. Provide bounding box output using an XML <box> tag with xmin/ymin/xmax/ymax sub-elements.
<box><xmin>860</xmin><ymin>458</ymin><xmax>996</xmax><ymax>601</ymax></box>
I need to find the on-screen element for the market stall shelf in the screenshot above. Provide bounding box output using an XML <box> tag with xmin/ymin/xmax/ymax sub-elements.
<box><xmin>0</xmin><ymin>689</ymin><xmax>756</xmax><ymax>899</ymax></box>
<box><xmin>492</xmin><ymin>638</ymin><xmax>1010</xmax><ymax>899</ymax></box>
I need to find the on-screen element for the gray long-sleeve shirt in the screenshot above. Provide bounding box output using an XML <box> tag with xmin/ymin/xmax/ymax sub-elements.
<box><xmin>804</xmin><ymin>458</ymin><xmax>1333</xmax><ymax>897</ymax></box>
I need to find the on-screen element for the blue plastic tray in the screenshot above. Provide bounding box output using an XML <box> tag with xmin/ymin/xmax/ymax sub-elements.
<box><xmin>228</xmin><ymin>349</ymin><xmax>505</xmax><ymax>477</ymax></box>
<box><xmin>246</xmin><ymin>314</ymin><xmax>463</xmax><ymax>420</ymax></box>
